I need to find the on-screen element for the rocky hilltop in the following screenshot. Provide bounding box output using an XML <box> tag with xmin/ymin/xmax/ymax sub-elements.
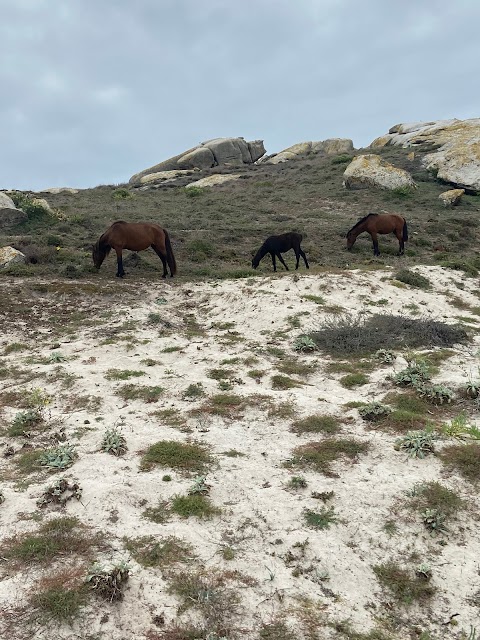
<box><xmin>370</xmin><ymin>118</ymin><xmax>480</xmax><ymax>192</ymax></box>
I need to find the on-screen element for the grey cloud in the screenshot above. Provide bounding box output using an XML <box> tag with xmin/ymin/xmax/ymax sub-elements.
<box><xmin>1</xmin><ymin>0</ymin><xmax>479</xmax><ymax>189</ymax></box>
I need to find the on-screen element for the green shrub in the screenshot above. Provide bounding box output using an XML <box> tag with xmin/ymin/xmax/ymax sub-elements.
<box><xmin>394</xmin><ymin>430</ymin><xmax>436</xmax><ymax>458</ymax></box>
<box><xmin>140</xmin><ymin>440</ymin><xmax>213</xmax><ymax>473</ymax></box>
<box><xmin>39</xmin><ymin>445</ymin><xmax>77</xmax><ymax>471</ymax></box>
<box><xmin>359</xmin><ymin>402</ymin><xmax>392</xmax><ymax>421</ymax></box>
<box><xmin>394</xmin><ymin>269</ymin><xmax>431</xmax><ymax>289</ymax></box>
<box><xmin>290</xmin><ymin>414</ymin><xmax>341</xmax><ymax>435</ymax></box>
<box><xmin>339</xmin><ymin>372</ymin><xmax>369</xmax><ymax>388</ymax></box>
<box><xmin>101</xmin><ymin>428</ymin><xmax>127</xmax><ymax>456</ymax></box>
<box><xmin>289</xmin><ymin>439</ymin><xmax>369</xmax><ymax>476</ymax></box>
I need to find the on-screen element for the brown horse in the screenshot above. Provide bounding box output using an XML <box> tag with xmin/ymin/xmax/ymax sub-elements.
<box><xmin>92</xmin><ymin>221</ymin><xmax>177</xmax><ymax>278</ymax></box>
<box><xmin>252</xmin><ymin>232</ymin><xmax>309</xmax><ymax>272</ymax></box>
<box><xmin>346</xmin><ymin>213</ymin><xmax>408</xmax><ymax>256</ymax></box>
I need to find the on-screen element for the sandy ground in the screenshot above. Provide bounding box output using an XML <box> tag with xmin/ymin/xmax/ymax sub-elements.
<box><xmin>0</xmin><ymin>265</ymin><xmax>479</xmax><ymax>639</ymax></box>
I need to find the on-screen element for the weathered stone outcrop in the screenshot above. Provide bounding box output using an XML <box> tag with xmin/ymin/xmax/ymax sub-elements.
<box><xmin>265</xmin><ymin>138</ymin><xmax>353</xmax><ymax>164</ymax></box>
<box><xmin>0</xmin><ymin>193</ymin><xmax>27</xmax><ymax>228</ymax></box>
<box><xmin>185</xmin><ymin>174</ymin><xmax>242</xmax><ymax>189</ymax></box>
<box><xmin>369</xmin><ymin>118</ymin><xmax>480</xmax><ymax>192</ymax></box>
<box><xmin>129</xmin><ymin>137</ymin><xmax>266</xmax><ymax>185</ymax></box>
<box><xmin>439</xmin><ymin>188</ymin><xmax>465</xmax><ymax>208</ymax></box>
<box><xmin>139</xmin><ymin>170</ymin><xmax>195</xmax><ymax>186</ymax></box>
<box><xmin>40</xmin><ymin>187</ymin><xmax>79</xmax><ymax>194</ymax></box>
<box><xmin>343</xmin><ymin>154</ymin><xmax>416</xmax><ymax>191</ymax></box>
<box><xmin>0</xmin><ymin>246</ymin><xmax>26</xmax><ymax>268</ymax></box>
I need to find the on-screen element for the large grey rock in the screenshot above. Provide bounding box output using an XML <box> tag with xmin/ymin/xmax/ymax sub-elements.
<box><xmin>369</xmin><ymin>118</ymin><xmax>480</xmax><ymax>191</ymax></box>
<box><xmin>343</xmin><ymin>154</ymin><xmax>417</xmax><ymax>191</ymax></box>
<box><xmin>312</xmin><ymin>138</ymin><xmax>354</xmax><ymax>155</ymax></box>
<box><xmin>139</xmin><ymin>170</ymin><xmax>195</xmax><ymax>185</ymax></box>
<box><xmin>0</xmin><ymin>193</ymin><xmax>27</xmax><ymax>228</ymax></box>
<box><xmin>202</xmin><ymin>138</ymin><xmax>251</xmax><ymax>165</ymax></box>
<box><xmin>177</xmin><ymin>147</ymin><xmax>215</xmax><ymax>170</ymax></box>
<box><xmin>129</xmin><ymin>137</ymin><xmax>266</xmax><ymax>185</ymax></box>
<box><xmin>265</xmin><ymin>138</ymin><xmax>354</xmax><ymax>164</ymax></box>
<box><xmin>0</xmin><ymin>246</ymin><xmax>26</xmax><ymax>268</ymax></box>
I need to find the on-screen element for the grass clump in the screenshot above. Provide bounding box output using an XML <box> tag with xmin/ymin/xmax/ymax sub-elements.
<box><xmin>199</xmin><ymin>393</ymin><xmax>245</xmax><ymax>417</ymax></box>
<box><xmin>308</xmin><ymin>314</ymin><xmax>467</xmax><ymax>357</ymax></box>
<box><xmin>407</xmin><ymin>481</ymin><xmax>464</xmax><ymax>533</ymax></box>
<box><xmin>394</xmin><ymin>269</ymin><xmax>432</xmax><ymax>289</ymax></box>
<box><xmin>142</xmin><ymin>500</ymin><xmax>170</xmax><ymax>524</ymax></box>
<box><xmin>8</xmin><ymin>407</ymin><xmax>45</xmax><ymax>436</ymax></box>
<box><xmin>2</xmin><ymin>516</ymin><xmax>95</xmax><ymax>564</ymax></box>
<box><xmin>124</xmin><ymin>535</ymin><xmax>194</xmax><ymax>568</ymax></box>
<box><xmin>339</xmin><ymin>372</ymin><xmax>369</xmax><ymax>388</ymax></box>
<box><xmin>171</xmin><ymin>494</ymin><xmax>221</xmax><ymax>519</ymax></box>
<box><xmin>290</xmin><ymin>414</ymin><xmax>341</xmax><ymax>435</ymax></box>
<box><xmin>373</xmin><ymin>561</ymin><xmax>435</xmax><ymax>604</ymax></box>
<box><xmin>439</xmin><ymin>443</ymin><xmax>480</xmax><ymax>482</ymax></box>
<box><xmin>105</xmin><ymin>368</ymin><xmax>144</xmax><ymax>381</ymax></box>
<box><xmin>271</xmin><ymin>374</ymin><xmax>301</xmax><ymax>390</ymax></box>
<box><xmin>303</xmin><ymin>506</ymin><xmax>337</xmax><ymax>530</ymax></box>
<box><xmin>140</xmin><ymin>440</ymin><xmax>213</xmax><ymax>473</ymax></box>
<box><xmin>181</xmin><ymin>382</ymin><xmax>205</xmax><ymax>401</ymax></box>
<box><xmin>289</xmin><ymin>439</ymin><xmax>369</xmax><ymax>476</ymax></box>
<box><xmin>116</xmin><ymin>384</ymin><xmax>163</xmax><ymax>403</ymax></box>
<box><xmin>288</xmin><ymin>475</ymin><xmax>308</xmax><ymax>489</ymax></box>
<box><xmin>31</xmin><ymin>584</ymin><xmax>88</xmax><ymax>623</ymax></box>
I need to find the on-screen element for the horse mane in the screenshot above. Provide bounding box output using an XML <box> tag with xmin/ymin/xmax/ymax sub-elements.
<box><xmin>347</xmin><ymin>213</ymin><xmax>378</xmax><ymax>235</ymax></box>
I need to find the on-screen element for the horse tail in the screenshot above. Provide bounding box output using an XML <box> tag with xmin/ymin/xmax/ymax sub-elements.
<box><xmin>164</xmin><ymin>229</ymin><xmax>177</xmax><ymax>276</ymax></box>
<box><xmin>402</xmin><ymin>219</ymin><xmax>409</xmax><ymax>242</ymax></box>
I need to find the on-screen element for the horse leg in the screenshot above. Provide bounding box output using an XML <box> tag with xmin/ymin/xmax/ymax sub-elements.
<box><xmin>394</xmin><ymin>229</ymin><xmax>404</xmax><ymax>255</ymax></box>
<box><xmin>294</xmin><ymin>249</ymin><xmax>300</xmax><ymax>270</ymax></box>
<box><xmin>270</xmin><ymin>252</ymin><xmax>277</xmax><ymax>272</ymax></box>
<box><xmin>277</xmin><ymin>253</ymin><xmax>289</xmax><ymax>271</ymax></box>
<box><xmin>300</xmin><ymin>249</ymin><xmax>309</xmax><ymax>269</ymax></box>
<box><xmin>151</xmin><ymin>245</ymin><xmax>168</xmax><ymax>278</ymax></box>
<box><xmin>370</xmin><ymin>232</ymin><xmax>380</xmax><ymax>256</ymax></box>
<box><xmin>115</xmin><ymin>248</ymin><xmax>125</xmax><ymax>277</ymax></box>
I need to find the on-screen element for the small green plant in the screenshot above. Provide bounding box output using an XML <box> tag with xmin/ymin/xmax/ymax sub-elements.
<box><xmin>185</xmin><ymin>186</ymin><xmax>205</xmax><ymax>198</ymax></box>
<box><xmin>112</xmin><ymin>188</ymin><xmax>133</xmax><ymax>200</ymax></box>
<box><xmin>101</xmin><ymin>428</ymin><xmax>127</xmax><ymax>456</ymax></box>
<box><xmin>288</xmin><ymin>476</ymin><xmax>308</xmax><ymax>489</ymax></box>
<box><xmin>188</xmin><ymin>475</ymin><xmax>210</xmax><ymax>495</ymax></box>
<box><xmin>466</xmin><ymin>379</ymin><xmax>480</xmax><ymax>399</ymax></box>
<box><xmin>181</xmin><ymin>382</ymin><xmax>205</xmax><ymax>401</ymax></box>
<box><xmin>39</xmin><ymin>444</ymin><xmax>78</xmax><ymax>471</ymax></box>
<box><xmin>440</xmin><ymin>412</ymin><xmax>480</xmax><ymax>440</ymax></box>
<box><xmin>331</xmin><ymin>154</ymin><xmax>352</xmax><ymax>164</ymax></box>
<box><xmin>86</xmin><ymin>561</ymin><xmax>130</xmax><ymax>601</ymax></box>
<box><xmin>303</xmin><ymin>506</ymin><xmax>337</xmax><ymax>530</ymax></box>
<box><xmin>375</xmin><ymin>349</ymin><xmax>396</xmax><ymax>363</ymax></box>
<box><xmin>9</xmin><ymin>407</ymin><xmax>44</xmax><ymax>436</ymax></box>
<box><xmin>48</xmin><ymin>351</ymin><xmax>68</xmax><ymax>363</ymax></box>
<box><xmin>293</xmin><ymin>335</ymin><xmax>317</xmax><ymax>352</ymax></box>
<box><xmin>358</xmin><ymin>402</ymin><xmax>392</xmax><ymax>421</ymax></box>
<box><xmin>393</xmin><ymin>360</ymin><xmax>431</xmax><ymax>387</ymax></box>
<box><xmin>394</xmin><ymin>430</ymin><xmax>436</xmax><ymax>458</ymax></box>
<box><xmin>421</xmin><ymin>508</ymin><xmax>447</xmax><ymax>535</ymax></box>
<box><xmin>415</xmin><ymin>382</ymin><xmax>454</xmax><ymax>405</ymax></box>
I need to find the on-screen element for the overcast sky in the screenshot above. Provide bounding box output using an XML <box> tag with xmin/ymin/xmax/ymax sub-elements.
<box><xmin>1</xmin><ymin>0</ymin><xmax>479</xmax><ymax>191</ymax></box>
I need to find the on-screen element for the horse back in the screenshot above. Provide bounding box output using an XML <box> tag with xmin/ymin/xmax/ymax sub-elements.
<box><xmin>104</xmin><ymin>221</ymin><xmax>165</xmax><ymax>250</ymax></box>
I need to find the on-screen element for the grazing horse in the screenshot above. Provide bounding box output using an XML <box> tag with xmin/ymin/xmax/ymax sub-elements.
<box><xmin>346</xmin><ymin>213</ymin><xmax>408</xmax><ymax>256</ymax></box>
<box><xmin>252</xmin><ymin>232</ymin><xmax>309</xmax><ymax>272</ymax></box>
<box><xmin>92</xmin><ymin>221</ymin><xmax>177</xmax><ymax>278</ymax></box>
